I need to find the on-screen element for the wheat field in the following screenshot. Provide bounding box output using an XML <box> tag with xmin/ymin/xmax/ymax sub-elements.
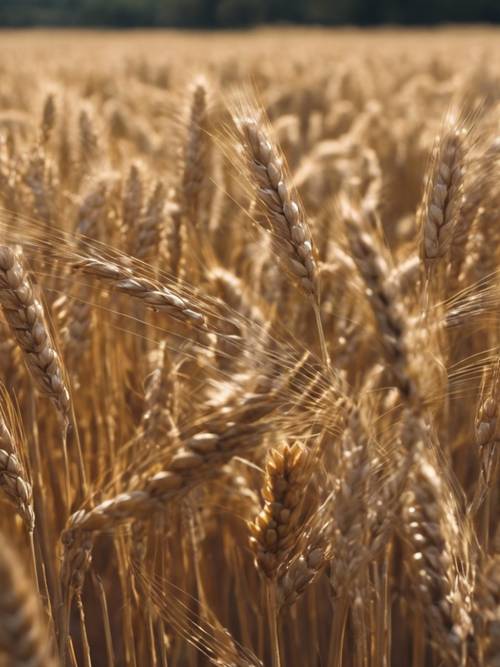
<box><xmin>0</xmin><ymin>26</ymin><xmax>499</xmax><ymax>667</ymax></box>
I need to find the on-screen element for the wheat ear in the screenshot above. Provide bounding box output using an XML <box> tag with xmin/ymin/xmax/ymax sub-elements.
<box><xmin>181</xmin><ymin>75</ymin><xmax>211</xmax><ymax>227</ymax></box>
<box><xmin>0</xmin><ymin>531</ymin><xmax>57</xmax><ymax>667</ymax></box>
<box><xmin>277</xmin><ymin>522</ymin><xmax>332</xmax><ymax>609</ymax></box>
<box><xmin>122</xmin><ymin>162</ymin><xmax>144</xmax><ymax>246</ymax></box>
<box><xmin>73</xmin><ymin>255</ymin><xmax>208</xmax><ymax>330</ymax></box>
<box><xmin>342</xmin><ymin>199</ymin><xmax>417</xmax><ymax>403</ymax></box>
<box><xmin>134</xmin><ymin>180</ymin><xmax>166</xmax><ymax>262</ymax></box>
<box><xmin>403</xmin><ymin>443</ymin><xmax>472</xmax><ymax>665</ymax></box>
<box><xmin>0</xmin><ymin>246</ymin><xmax>87</xmax><ymax>500</ymax></box>
<box><xmin>420</xmin><ymin>114</ymin><xmax>466</xmax><ymax>269</ymax></box>
<box><xmin>40</xmin><ymin>92</ymin><xmax>56</xmax><ymax>146</ymax></box>
<box><xmin>249</xmin><ymin>442</ymin><xmax>313</xmax><ymax>579</ymax></box>
<box><xmin>0</xmin><ymin>246</ymin><xmax>70</xmax><ymax>419</ymax></box>
<box><xmin>79</xmin><ymin>107</ymin><xmax>99</xmax><ymax>168</ymax></box>
<box><xmin>61</xmin><ymin>180</ymin><xmax>107</xmax><ymax>366</ymax></box>
<box><xmin>470</xmin><ymin>361</ymin><xmax>500</xmax><ymax>550</ymax></box>
<box><xmin>0</xmin><ymin>413</ymin><xmax>34</xmax><ymax>532</ymax></box>
<box><xmin>249</xmin><ymin>442</ymin><xmax>315</xmax><ymax>667</ymax></box>
<box><xmin>234</xmin><ymin>112</ymin><xmax>330</xmax><ymax>368</ymax></box>
<box><xmin>139</xmin><ymin>340</ymin><xmax>178</xmax><ymax>447</ymax></box>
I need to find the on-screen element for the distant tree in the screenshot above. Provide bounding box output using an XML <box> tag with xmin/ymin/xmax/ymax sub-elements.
<box><xmin>266</xmin><ymin>0</ymin><xmax>305</xmax><ymax>23</ymax></box>
<box><xmin>80</xmin><ymin>0</ymin><xmax>155</xmax><ymax>26</ymax></box>
<box><xmin>305</xmin><ymin>0</ymin><xmax>360</xmax><ymax>24</ymax></box>
<box><xmin>216</xmin><ymin>0</ymin><xmax>266</xmax><ymax>27</ymax></box>
<box><xmin>155</xmin><ymin>0</ymin><xmax>208</xmax><ymax>27</ymax></box>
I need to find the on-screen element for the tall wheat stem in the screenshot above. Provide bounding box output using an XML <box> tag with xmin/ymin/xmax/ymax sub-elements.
<box><xmin>266</xmin><ymin>582</ymin><xmax>282</xmax><ymax>667</ymax></box>
<box><xmin>313</xmin><ymin>301</ymin><xmax>331</xmax><ymax>370</ymax></box>
<box><xmin>328</xmin><ymin>595</ymin><xmax>349</xmax><ymax>667</ymax></box>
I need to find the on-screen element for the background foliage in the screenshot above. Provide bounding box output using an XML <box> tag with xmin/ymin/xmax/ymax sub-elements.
<box><xmin>1</xmin><ymin>0</ymin><xmax>500</xmax><ymax>27</ymax></box>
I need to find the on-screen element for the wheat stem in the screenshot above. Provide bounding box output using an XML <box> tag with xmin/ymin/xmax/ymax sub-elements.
<box><xmin>266</xmin><ymin>582</ymin><xmax>282</xmax><ymax>667</ymax></box>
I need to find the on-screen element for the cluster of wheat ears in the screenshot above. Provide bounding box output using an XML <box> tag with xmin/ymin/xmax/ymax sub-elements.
<box><xmin>0</xmin><ymin>28</ymin><xmax>499</xmax><ymax>667</ymax></box>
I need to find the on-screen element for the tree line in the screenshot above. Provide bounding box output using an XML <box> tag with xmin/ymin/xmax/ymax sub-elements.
<box><xmin>1</xmin><ymin>0</ymin><xmax>499</xmax><ymax>28</ymax></box>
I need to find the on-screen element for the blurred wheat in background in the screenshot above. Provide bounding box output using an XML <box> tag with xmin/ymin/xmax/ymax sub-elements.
<box><xmin>0</xmin><ymin>26</ymin><xmax>499</xmax><ymax>667</ymax></box>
